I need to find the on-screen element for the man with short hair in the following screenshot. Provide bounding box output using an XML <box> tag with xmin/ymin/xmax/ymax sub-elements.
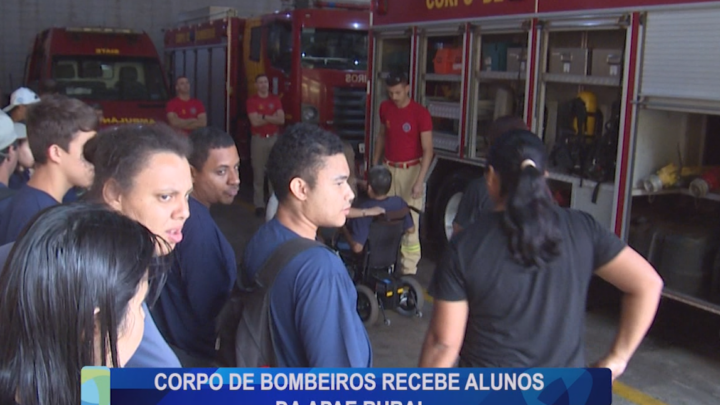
<box><xmin>0</xmin><ymin>95</ymin><xmax>97</xmax><ymax>245</ymax></box>
<box><xmin>451</xmin><ymin>115</ymin><xmax>528</xmax><ymax>236</ymax></box>
<box><xmin>3</xmin><ymin>87</ymin><xmax>40</xmax><ymax>123</ymax></box>
<box><xmin>372</xmin><ymin>72</ymin><xmax>433</xmax><ymax>276</ymax></box>
<box><xmin>243</xmin><ymin>123</ymin><xmax>372</xmax><ymax>367</ymax></box>
<box><xmin>166</xmin><ymin>77</ymin><xmax>207</xmax><ymax>134</ymax></box>
<box><xmin>0</xmin><ymin>112</ymin><xmax>19</xmax><ymax>213</ymax></box>
<box><xmin>247</xmin><ymin>74</ymin><xmax>285</xmax><ymax>217</ymax></box>
<box><xmin>343</xmin><ymin>165</ymin><xmax>414</xmax><ymax>254</ymax></box>
<box><xmin>152</xmin><ymin>127</ymin><xmax>241</xmax><ymax>367</ymax></box>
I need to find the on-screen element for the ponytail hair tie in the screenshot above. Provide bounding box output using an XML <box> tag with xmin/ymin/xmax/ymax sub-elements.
<box><xmin>520</xmin><ymin>159</ymin><xmax>537</xmax><ymax>170</ymax></box>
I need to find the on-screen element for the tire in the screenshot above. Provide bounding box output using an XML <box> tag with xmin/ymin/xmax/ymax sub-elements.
<box><xmin>356</xmin><ymin>285</ymin><xmax>379</xmax><ymax>326</ymax></box>
<box><xmin>396</xmin><ymin>276</ymin><xmax>425</xmax><ymax>317</ymax></box>
<box><xmin>433</xmin><ymin>175</ymin><xmax>472</xmax><ymax>245</ymax></box>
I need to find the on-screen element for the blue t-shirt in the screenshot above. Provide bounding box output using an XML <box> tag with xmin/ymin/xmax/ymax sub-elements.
<box><xmin>0</xmin><ymin>242</ymin><xmax>180</xmax><ymax>368</ymax></box>
<box><xmin>8</xmin><ymin>169</ymin><xmax>30</xmax><ymax>190</ymax></box>
<box><xmin>0</xmin><ymin>185</ymin><xmax>58</xmax><ymax>245</ymax></box>
<box><xmin>152</xmin><ymin>197</ymin><xmax>237</xmax><ymax>359</ymax></box>
<box><xmin>348</xmin><ymin>196</ymin><xmax>414</xmax><ymax>246</ymax></box>
<box><xmin>0</xmin><ymin>183</ymin><xmax>16</xmax><ymax>218</ymax></box>
<box><xmin>243</xmin><ymin>218</ymin><xmax>373</xmax><ymax>367</ymax></box>
<box><xmin>125</xmin><ymin>303</ymin><xmax>182</xmax><ymax>368</ymax></box>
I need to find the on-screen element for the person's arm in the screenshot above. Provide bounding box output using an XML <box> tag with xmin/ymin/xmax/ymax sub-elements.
<box><xmin>593</xmin><ymin>247</ymin><xmax>663</xmax><ymax>381</ymax></box>
<box><xmin>341</xmin><ymin>226</ymin><xmax>364</xmax><ymax>254</ymax></box>
<box><xmin>166</xmin><ymin>112</ymin><xmax>198</xmax><ymax>130</ymax></box>
<box><xmin>419</xmin><ymin>243</ymin><xmax>468</xmax><ymax>367</ymax></box>
<box><xmin>419</xmin><ymin>299</ymin><xmax>468</xmax><ymax>367</ymax></box>
<box><xmin>412</xmin><ymin>130</ymin><xmax>434</xmax><ymax>199</ymax></box>
<box><xmin>264</xmin><ymin>108</ymin><xmax>285</xmax><ymax>126</ymax></box>
<box><xmin>372</xmin><ymin>124</ymin><xmax>386</xmax><ymax>166</ymax></box>
<box><xmin>347</xmin><ymin>206</ymin><xmax>384</xmax><ymax>219</ymax></box>
<box><xmin>295</xmin><ymin>252</ymin><xmax>372</xmax><ymax>367</ymax></box>
<box><xmin>191</xmin><ymin>113</ymin><xmax>207</xmax><ymax>129</ymax></box>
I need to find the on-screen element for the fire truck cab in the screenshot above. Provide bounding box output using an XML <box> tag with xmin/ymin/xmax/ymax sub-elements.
<box><xmin>24</xmin><ymin>27</ymin><xmax>170</xmax><ymax>126</ymax></box>
<box><xmin>163</xmin><ymin>2</ymin><xmax>369</xmax><ymax>180</ymax></box>
<box><xmin>367</xmin><ymin>0</ymin><xmax>720</xmax><ymax>314</ymax></box>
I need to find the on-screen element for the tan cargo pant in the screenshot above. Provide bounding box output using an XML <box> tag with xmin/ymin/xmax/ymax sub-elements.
<box><xmin>251</xmin><ymin>134</ymin><xmax>278</xmax><ymax>208</ymax></box>
<box><xmin>385</xmin><ymin>162</ymin><xmax>424</xmax><ymax>275</ymax></box>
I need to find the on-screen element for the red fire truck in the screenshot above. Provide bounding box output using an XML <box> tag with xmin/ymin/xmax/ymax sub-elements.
<box><xmin>24</xmin><ymin>27</ymin><xmax>169</xmax><ymax>126</ymax></box>
<box><xmin>163</xmin><ymin>2</ymin><xmax>369</xmax><ymax>180</ymax></box>
<box><xmin>367</xmin><ymin>0</ymin><xmax>720</xmax><ymax>314</ymax></box>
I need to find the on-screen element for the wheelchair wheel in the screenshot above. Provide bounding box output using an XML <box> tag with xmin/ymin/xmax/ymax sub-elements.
<box><xmin>356</xmin><ymin>285</ymin><xmax>379</xmax><ymax>326</ymax></box>
<box><xmin>396</xmin><ymin>276</ymin><xmax>424</xmax><ymax>317</ymax></box>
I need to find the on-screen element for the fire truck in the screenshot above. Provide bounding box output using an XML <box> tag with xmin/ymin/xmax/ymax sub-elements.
<box><xmin>366</xmin><ymin>0</ymin><xmax>720</xmax><ymax>314</ymax></box>
<box><xmin>163</xmin><ymin>1</ymin><xmax>370</xmax><ymax>181</ymax></box>
<box><xmin>24</xmin><ymin>27</ymin><xmax>169</xmax><ymax>126</ymax></box>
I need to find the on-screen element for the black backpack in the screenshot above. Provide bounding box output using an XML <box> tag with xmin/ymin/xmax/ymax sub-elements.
<box><xmin>215</xmin><ymin>237</ymin><xmax>328</xmax><ymax>367</ymax></box>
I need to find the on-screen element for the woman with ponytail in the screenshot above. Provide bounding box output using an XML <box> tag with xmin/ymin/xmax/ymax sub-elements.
<box><xmin>420</xmin><ymin>130</ymin><xmax>663</xmax><ymax>381</ymax></box>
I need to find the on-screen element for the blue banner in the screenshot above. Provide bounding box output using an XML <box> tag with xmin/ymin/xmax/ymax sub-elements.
<box><xmin>82</xmin><ymin>367</ymin><xmax>611</xmax><ymax>405</ymax></box>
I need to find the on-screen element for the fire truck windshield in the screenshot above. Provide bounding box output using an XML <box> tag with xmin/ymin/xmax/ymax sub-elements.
<box><xmin>300</xmin><ymin>28</ymin><xmax>367</xmax><ymax>71</ymax></box>
<box><xmin>51</xmin><ymin>57</ymin><xmax>168</xmax><ymax>101</ymax></box>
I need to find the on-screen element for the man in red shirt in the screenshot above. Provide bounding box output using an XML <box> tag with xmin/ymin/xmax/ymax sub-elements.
<box><xmin>247</xmin><ymin>74</ymin><xmax>285</xmax><ymax>217</ymax></box>
<box><xmin>372</xmin><ymin>72</ymin><xmax>434</xmax><ymax>276</ymax></box>
<box><xmin>166</xmin><ymin>77</ymin><xmax>207</xmax><ymax>134</ymax></box>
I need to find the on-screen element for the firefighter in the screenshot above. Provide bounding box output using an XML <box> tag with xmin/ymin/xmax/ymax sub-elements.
<box><xmin>166</xmin><ymin>76</ymin><xmax>207</xmax><ymax>135</ymax></box>
<box><xmin>247</xmin><ymin>74</ymin><xmax>285</xmax><ymax>217</ymax></box>
<box><xmin>371</xmin><ymin>72</ymin><xmax>433</xmax><ymax>275</ymax></box>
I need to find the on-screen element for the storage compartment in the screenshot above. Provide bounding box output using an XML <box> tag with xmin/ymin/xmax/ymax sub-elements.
<box><xmin>548</xmin><ymin>48</ymin><xmax>589</xmax><ymax>75</ymax></box>
<box><xmin>590</xmin><ymin>48</ymin><xmax>623</xmax><ymax>77</ymax></box>
<box><xmin>507</xmin><ymin>47</ymin><xmax>527</xmax><ymax>73</ymax></box>
<box><xmin>481</xmin><ymin>42</ymin><xmax>509</xmax><ymax>71</ymax></box>
<box><xmin>433</xmin><ymin>47</ymin><xmax>463</xmax><ymax>74</ymax></box>
<box><xmin>470</xmin><ymin>31</ymin><xmax>529</xmax><ymax>158</ymax></box>
<box><xmin>649</xmin><ymin>222</ymin><xmax>719</xmax><ymax>298</ymax></box>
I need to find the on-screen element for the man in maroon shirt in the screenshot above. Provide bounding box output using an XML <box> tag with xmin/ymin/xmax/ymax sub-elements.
<box><xmin>166</xmin><ymin>77</ymin><xmax>207</xmax><ymax>134</ymax></box>
<box><xmin>247</xmin><ymin>74</ymin><xmax>285</xmax><ymax>217</ymax></box>
<box><xmin>372</xmin><ymin>72</ymin><xmax>434</xmax><ymax>275</ymax></box>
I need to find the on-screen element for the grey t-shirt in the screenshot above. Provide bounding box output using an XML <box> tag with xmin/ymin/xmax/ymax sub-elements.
<box><xmin>453</xmin><ymin>178</ymin><xmax>494</xmax><ymax>228</ymax></box>
<box><xmin>0</xmin><ymin>242</ymin><xmax>180</xmax><ymax>368</ymax></box>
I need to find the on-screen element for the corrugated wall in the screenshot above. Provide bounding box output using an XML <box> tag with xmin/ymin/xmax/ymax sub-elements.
<box><xmin>0</xmin><ymin>0</ymin><xmax>286</xmax><ymax>98</ymax></box>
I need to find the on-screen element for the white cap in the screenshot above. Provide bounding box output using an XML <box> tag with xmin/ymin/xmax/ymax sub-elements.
<box><xmin>14</xmin><ymin>122</ymin><xmax>27</xmax><ymax>140</ymax></box>
<box><xmin>0</xmin><ymin>112</ymin><xmax>19</xmax><ymax>150</ymax></box>
<box><xmin>3</xmin><ymin>87</ymin><xmax>40</xmax><ymax>113</ymax></box>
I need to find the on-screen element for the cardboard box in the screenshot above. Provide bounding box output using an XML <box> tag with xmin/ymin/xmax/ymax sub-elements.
<box><xmin>591</xmin><ymin>48</ymin><xmax>624</xmax><ymax>77</ymax></box>
<box><xmin>548</xmin><ymin>48</ymin><xmax>589</xmax><ymax>75</ymax></box>
<box><xmin>507</xmin><ymin>48</ymin><xmax>527</xmax><ymax>73</ymax></box>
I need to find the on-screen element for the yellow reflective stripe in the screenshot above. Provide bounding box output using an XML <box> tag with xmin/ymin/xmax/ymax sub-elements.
<box><xmin>401</xmin><ymin>243</ymin><xmax>421</xmax><ymax>253</ymax></box>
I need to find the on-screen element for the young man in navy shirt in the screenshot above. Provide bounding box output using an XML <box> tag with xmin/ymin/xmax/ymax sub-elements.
<box><xmin>0</xmin><ymin>95</ymin><xmax>97</xmax><ymax>245</ymax></box>
<box><xmin>243</xmin><ymin>123</ymin><xmax>372</xmax><ymax>367</ymax></box>
<box><xmin>342</xmin><ymin>165</ymin><xmax>414</xmax><ymax>254</ymax></box>
<box><xmin>152</xmin><ymin>127</ymin><xmax>240</xmax><ymax>367</ymax></box>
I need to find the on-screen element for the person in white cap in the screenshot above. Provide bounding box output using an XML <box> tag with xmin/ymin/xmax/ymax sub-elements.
<box><xmin>8</xmin><ymin>122</ymin><xmax>34</xmax><ymax>190</ymax></box>
<box><xmin>0</xmin><ymin>112</ymin><xmax>19</xmax><ymax>212</ymax></box>
<box><xmin>3</xmin><ymin>87</ymin><xmax>40</xmax><ymax>123</ymax></box>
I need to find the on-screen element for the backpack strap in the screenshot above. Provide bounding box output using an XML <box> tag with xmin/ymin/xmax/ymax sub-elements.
<box><xmin>252</xmin><ymin>237</ymin><xmax>328</xmax><ymax>289</ymax></box>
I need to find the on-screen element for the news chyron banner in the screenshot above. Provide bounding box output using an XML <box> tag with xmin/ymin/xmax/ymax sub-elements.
<box><xmin>81</xmin><ymin>367</ymin><xmax>611</xmax><ymax>405</ymax></box>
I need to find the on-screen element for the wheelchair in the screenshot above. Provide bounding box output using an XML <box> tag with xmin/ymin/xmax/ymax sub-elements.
<box><xmin>332</xmin><ymin>207</ymin><xmax>425</xmax><ymax>327</ymax></box>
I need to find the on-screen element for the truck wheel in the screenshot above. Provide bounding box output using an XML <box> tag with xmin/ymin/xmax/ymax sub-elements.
<box><xmin>356</xmin><ymin>285</ymin><xmax>379</xmax><ymax>326</ymax></box>
<box><xmin>396</xmin><ymin>276</ymin><xmax>425</xmax><ymax>317</ymax></box>
<box><xmin>433</xmin><ymin>175</ymin><xmax>472</xmax><ymax>244</ymax></box>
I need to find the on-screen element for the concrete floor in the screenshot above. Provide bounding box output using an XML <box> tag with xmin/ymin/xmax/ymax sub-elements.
<box><xmin>212</xmin><ymin>189</ymin><xmax>720</xmax><ymax>405</ymax></box>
